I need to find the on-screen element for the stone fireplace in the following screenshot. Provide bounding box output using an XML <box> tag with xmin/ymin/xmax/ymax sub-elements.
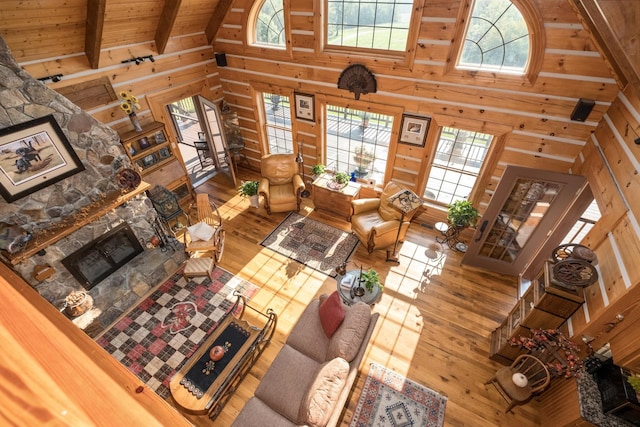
<box><xmin>0</xmin><ymin>36</ymin><xmax>185</xmax><ymax>337</ymax></box>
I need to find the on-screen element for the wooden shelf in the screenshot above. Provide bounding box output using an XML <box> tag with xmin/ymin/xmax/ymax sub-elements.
<box><xmin>2</xmin><ymin>182</ymin><xmax>151</xmax><ymax>265</ymax></box>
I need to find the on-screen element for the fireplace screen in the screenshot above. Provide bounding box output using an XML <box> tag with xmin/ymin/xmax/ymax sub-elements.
<box><xmin>62</xmin><ymin>222</ymin><xmax>144</xmax><ymax>290</ymax></box>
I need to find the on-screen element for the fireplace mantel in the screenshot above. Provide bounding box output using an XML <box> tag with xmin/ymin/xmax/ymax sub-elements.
<box><xmin>4</xmin><ymin>181</ymin><xmax>151</xmax><ymax>265</ymax></box>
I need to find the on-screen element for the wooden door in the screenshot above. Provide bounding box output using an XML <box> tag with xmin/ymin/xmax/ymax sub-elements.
<box><xmin>197</xmin><ymin>96</ymin><xmax>237</xmax><ymax>187</ymax></box>
<box><xmin>461</xmin><ymin>166</ymin><xmax>589</xmax><ymax>276</ymax></box>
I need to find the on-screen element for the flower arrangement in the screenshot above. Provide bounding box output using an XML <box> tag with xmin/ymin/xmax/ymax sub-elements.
<box><xmin>510</xmin><ymin>329</ymin><xmax>584</xmax><ymax>378</ymax></box>
<box><xmin>119</xmin><ymin>91</ymin><xmax>141</xmax><ymax>115</ymax></box>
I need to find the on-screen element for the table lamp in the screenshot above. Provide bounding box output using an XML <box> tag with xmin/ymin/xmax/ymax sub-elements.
<box><xmin>386</xmin><ymin>188</ymin><xmax>423</xmax><ymax>262</ymax></box>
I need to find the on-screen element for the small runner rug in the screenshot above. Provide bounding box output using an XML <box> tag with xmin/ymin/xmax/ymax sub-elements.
<box><xmin>260</xmin><ymin>212</ymin><xmax>359</xmax><ymax>277</ymax></box>
<box><xmin>95</xmin><ymin>266</ymin><xmax>259</xmax><ymax>399</ymax></box>
<box><xmin>350</xmin><ymin>363</ymin><xmax>447</xmax><ymax>427</ymax></box>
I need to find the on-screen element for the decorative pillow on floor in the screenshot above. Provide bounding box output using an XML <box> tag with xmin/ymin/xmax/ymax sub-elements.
<box><xmin>318</xmin><ymin>291</ymin><xmax>345</xmax><ymax>338</ymax></box>
<box><xmin>187</xmin><ymin>221</ymin><xmax>214</xmax><ymax>242</ymax></box>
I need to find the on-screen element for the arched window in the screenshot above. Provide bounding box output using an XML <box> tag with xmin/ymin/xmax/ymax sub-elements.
<box><xmin>458</xmin><ymin>0</ymin><xmax>530</xmax><ymax>73</ymax></box>
<box><xmin>254</xmin><ymin>0</ymin><xmax>285</xmax><ymax>47</ymax></box>
<box><xmin>326</xmin><ymin>0</ymin><xmax>414</xmax><ymax>52</ymax></box>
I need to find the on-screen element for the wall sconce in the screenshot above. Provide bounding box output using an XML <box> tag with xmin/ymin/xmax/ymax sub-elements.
<box><xmin>37</xmin><ymin>74</ymin><xmax>63</xmax><ymax>83</ymax></box>
<box><xmin>121</xmin><ymin>55</ymin><xmax>155</xmax><ymax>65</ymax></box>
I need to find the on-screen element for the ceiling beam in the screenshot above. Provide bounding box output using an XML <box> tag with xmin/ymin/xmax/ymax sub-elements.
<box><xmin>205</xmin><ymin>0</ymin><xmax>234</xmax><ymax>45</ymax></box>
<box><xmin>569</xmin><ymin>0</ymin><xmax>639</xmax><ymax>89</ymax></box>
<box><xmin>85</xmin><ymin>0</ymin><xmax>106</xmax><ymax>69</ymax></box>
<box><xmin>155</xmin><ymin>0</ymin><xmax>182</xmax><ymax>54</ymax></box>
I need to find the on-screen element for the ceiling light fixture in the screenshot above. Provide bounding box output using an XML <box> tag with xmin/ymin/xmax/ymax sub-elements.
<box><xmin>37</xmin><ymin>74</ymin><xmax>63</xmax><ymax>83</ymax></box>
<box><xmin>121</xmin><ymin>55</ymin><xmax>155</xmax><ymax>66</ymax></box>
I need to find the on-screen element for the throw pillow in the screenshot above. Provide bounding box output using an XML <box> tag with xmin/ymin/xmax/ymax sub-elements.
<box><xmin>318</xmin><ymin>291</ymin><xmax>345</xmax><ymax>338</ymax></box>
<box><xmin>326</xmin><ymin>302</ymin><xmax>371</xmax><ymax>362</ymax></box>
<box><xmin>298</xmin><ymin>357</ymin><xmax>349</xmax><ymax>427</ymax></box>
<box><xmin>187</xmin><ymin>222</ymin><xmax>214</xmax><ymax>242</ymax></box>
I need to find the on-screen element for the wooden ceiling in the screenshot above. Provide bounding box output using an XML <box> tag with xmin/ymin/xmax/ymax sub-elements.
<box><xmin>0</xmin><ymin>0</ymin><xmax>638</xmax><ymax>86</ymax></box>
<box><xmin>0</xmin><ymin>0</ymin><xmax>232</xmax><ymax>68</ymax></box>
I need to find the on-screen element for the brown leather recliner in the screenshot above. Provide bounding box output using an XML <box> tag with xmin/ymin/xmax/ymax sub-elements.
<box><xmin>350</xmin><ymin>181</ymin><xmax>419</xmax><ymax>253</ymax></box>
<box><xmin>259</xmin><ymin>153</ymin><xmax>305</xmax><ymax>214</ymax></box>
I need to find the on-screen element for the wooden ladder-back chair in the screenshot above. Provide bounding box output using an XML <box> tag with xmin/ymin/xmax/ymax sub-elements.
<box><xmin>485</xmin><ymin>354</ymin><xmax>551</xmax><ymax>413</ymax></box>
<box><xmin>183</xmin><ymin>193</ymin><xmax>225</xmax><ymax>279</ymax></box>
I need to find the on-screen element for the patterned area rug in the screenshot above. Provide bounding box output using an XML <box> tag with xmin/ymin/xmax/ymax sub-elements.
<box><xmin>95</xmin><ymin>266</ymin><xmax>259</xmax><ymax>399</ymax></box>
<box><xmin>350</xmin><ymin>363</ymin><xmax>447</xmax><ymax>427</ymax></box>
<box><xmin>260</xmin><ymin>212</ymin><xmax>359</xmax><ymax>277</ymax></box>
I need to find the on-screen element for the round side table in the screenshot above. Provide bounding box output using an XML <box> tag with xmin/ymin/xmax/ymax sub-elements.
<box><xmin>336</xmin><ymin>270</ymin><xmax>381</xmax><ymax>306</ymax></box>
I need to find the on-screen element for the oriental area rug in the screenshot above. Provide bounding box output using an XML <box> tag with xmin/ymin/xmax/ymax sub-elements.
<box><xmin>260</xmin><ymin>212</ymin><xmax>359</xmax><ymax>277</ymax></box>
<box><xmin>95</xmin><ymin>266</ymin><xmax>258</xmax><ymax>399</ymax></box>
<box><xmin>350</xmin><ymin>363</ymin><xmax>447</xmax><ymax>427</ymax></box>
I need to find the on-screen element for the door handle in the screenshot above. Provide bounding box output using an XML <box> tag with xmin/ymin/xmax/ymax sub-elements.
<box><xmin>475</xmin><ymin>220</ymin><xmax>488</xmax><ymax>242</ymax></box>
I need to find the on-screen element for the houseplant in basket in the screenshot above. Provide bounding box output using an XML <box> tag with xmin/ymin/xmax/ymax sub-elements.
<box><xmin>328</xmin><ymin>171</ymin><xmax>350</xmax><ymax>190</ymax></box>
<box><xmin>239</xmin><ymin>180</ymin><xmax>259</xmax><ymax>208</ymax></box>
<box><xmin>446</xmin><ymin>199</ymin><xmax>479</xmax><ymax>228</ymax></box>
<box><xmin>311</xmin><ymin>164</ymin><xmax>325</xmax><ymax>179</ymax></box>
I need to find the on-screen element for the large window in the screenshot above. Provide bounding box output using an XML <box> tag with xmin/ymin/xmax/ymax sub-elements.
<box><xmin>255</xmin><ymin>0</ymin><xmax>285</xmax><ymax>47</ymax></box>
<box><xmin>326</xmin><ymin>0</ymin><xmax>413</xmax><ymax>51</ymax></box>
<box><xmin>458</xmin><ymin>0</ymin><xmax>529</xmax><ymax>73</ymax></box>
<box><xmin>424</xmin><ymin>127</ymin><xmax>493</xmax><ymax>205</ymax></box>
<box><xmin>262</xmin><ymin>93</ymin><xmax>293</xmax><ymax>153</ymax></box>
<box><xmin>326</xmin><ymin>106</ymin><xmax>393</xmax><ymax>185</ymax></box>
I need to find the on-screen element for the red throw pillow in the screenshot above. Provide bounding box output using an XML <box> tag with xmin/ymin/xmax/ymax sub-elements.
<box><xmin>318</xmin><ymin>291</ymin><xmax>345</xmax><ymax>338</ymax></box>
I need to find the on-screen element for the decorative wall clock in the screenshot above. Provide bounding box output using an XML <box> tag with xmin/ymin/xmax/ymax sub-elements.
<box><xmin>337</xmin><ymin>64</ymin><xmax>377</xmax><ymax>100</ymax></box>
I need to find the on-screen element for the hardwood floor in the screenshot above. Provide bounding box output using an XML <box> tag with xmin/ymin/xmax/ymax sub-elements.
<box><xmin>171</xmin><ymin>169</ymin><xmax>543</xmax><ymax>427</ymax></box>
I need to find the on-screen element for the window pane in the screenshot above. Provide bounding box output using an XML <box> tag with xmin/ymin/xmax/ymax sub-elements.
<box><xmin>327</xmin><ymin>0</ymin><xmax>413</xmax><ymax>52</ymax></box>
<box><xmin>262</xmin><ymin>93</ymin><xmax>293</xmax><ymax>153</ymax></box>
<box><xmin>326</xmin><ymin>106</ymin><xmax>393</xmax><ymax>185</ymax></box>
<box><xmin>459</xmin><ymin>0</ymin><xmax>529</xmax><ymax>72</ymax></box>
<box><xmin>256</xmin><ymin>0</ymin><xmax>285</xmax><ymax>47</ymax></box>
<box><xmin>425</xmin><ymin>127</ymin><xmax>493</xmax><ymax>204</ymax></box>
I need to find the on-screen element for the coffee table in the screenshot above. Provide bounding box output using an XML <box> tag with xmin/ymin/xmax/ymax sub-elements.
<box><xmin>169</xmin><ymin>293</ymin><xmax>276</xmax><ymax>419</ymax></box>
<box><xmin>336</xmin><ymin>269</ymin><xmax>382</xmax><ymax>305</ymax></box>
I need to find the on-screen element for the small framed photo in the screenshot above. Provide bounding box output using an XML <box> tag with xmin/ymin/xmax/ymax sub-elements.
<box><xmin>153</xmin><ymin>131</ymin><xmax>166</xmax><ymax>144</ymax></box>
<box><xmin>138</xmin><ymin>136</ymin><xmax>151</xmax><ymax>150</ymax></box>
<box><xmin>158</xmin><ymin>147</ymin><xmax>170</xmax><ymax>159</ymax></box>
<box><xmin>294</xmin><ymin>92</ymin><xmax>315</xmax><ymax>122</ymax></box>
<box><xmin>140</xmin><ymin>153</ymin><xmax>157</xmax><ymax>167</ymax></box>
<box><xmin>399</xmin><ymin>114</ymin><xmax>431</xmax><ymax>147</ymax></box>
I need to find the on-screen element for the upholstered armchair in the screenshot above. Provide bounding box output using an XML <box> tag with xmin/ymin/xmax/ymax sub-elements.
<box><xmin>259</xmin><ymin>153</ymin><xmax>305</xmax><ymax>214</ymax></box>
<box><xmin>350</xmin><ymin>181</ymin><xmax>419</xmax><ymax>253</ymax></box>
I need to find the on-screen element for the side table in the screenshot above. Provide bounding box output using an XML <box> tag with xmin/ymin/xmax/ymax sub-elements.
<box><xmin>311</xmin><ymin>174</ymin><xmax>360</xmax><ymax>220</ymax></box>
<box><xmin>336</xmin><ymin>270</ymin><xmax>381</xmax><ymax>305</ymax></box>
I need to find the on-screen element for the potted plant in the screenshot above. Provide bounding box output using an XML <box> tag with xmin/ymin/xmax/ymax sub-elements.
<box><xmin>446</xmin><ymin>199</ymin><xmax>479</xmax><ymax>228</ymax></box>
<box><xmin>359</xmin><ymin>268</ymin><xmax>383</xmax><ymax>293</ymax></box>
<box><xmin>311</xmin><ymin>164</ymin><xmax>325</xmax><ymax>178</ymax></box>
<box><xmin>239</xmin><ymin>180</ymin><xmax>259</xmax><ymax>208</ymax></box>
<box><xmin>329</xmin><ymin>171</ymin><xmax>350</xmax><ymax>189</ymax></box>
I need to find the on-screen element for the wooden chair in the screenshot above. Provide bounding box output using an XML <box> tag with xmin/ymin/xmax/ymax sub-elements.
<box><xmin>183</xmin><ymin>193</ymin><xmax>225</xmax><ymax>264</ymax></box>
<box><xmin>485</xmin><ymin>354</ymin><xmax>551</xmax><ymax>413</ymax></box>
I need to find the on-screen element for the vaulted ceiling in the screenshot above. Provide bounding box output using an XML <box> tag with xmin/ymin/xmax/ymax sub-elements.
<box><xmin>0</xmin><ymin>0</ymin><xmax>638</xmax><ymax>87</ymax></box>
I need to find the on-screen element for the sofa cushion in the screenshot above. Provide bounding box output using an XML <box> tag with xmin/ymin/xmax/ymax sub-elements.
<box><xmin>298</xmin><ymin>357</ymin><xmax>350</xmax><ymax>427</ymax></box>
<box><xmin>318</xmin><ymin>291</ymin><xmax>345</xmax><ymax>337</ymax></box>
<box><xmin>232</xmin><ymin>397</ymin><xmax>298</xmax><ymax>427</ymax></box>
<box><xmin>327</xmin><ymin>301</ymin><xmax>371</xmax><ymax>362</ymax></box>
<box><xmin>254</xmin><ymin>345</ymin><xmax>320</xmax><ymax>424</ymax></box>
<box><xmin>286</xmin><ymin>299</ymin><xmax>331</xmax><ymax>363</ymax></box>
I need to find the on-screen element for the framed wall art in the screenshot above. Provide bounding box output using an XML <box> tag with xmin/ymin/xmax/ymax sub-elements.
<box><xmin>0</xmin><ymin>115</ymin><xmax>85</xmax><ymax>202</ymax></box>
<box><xmin>399</xmin><ymin>114</ymin><xmax>431</xmax><ymax>147</ymax></box>
<box><xmin>294</xmin><ymin>92</ymin><xmax>315</xmax><ymax>122</ymax></box>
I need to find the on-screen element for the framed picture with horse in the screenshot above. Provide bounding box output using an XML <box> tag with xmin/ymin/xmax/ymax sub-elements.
<box><xmin>0</xmin><ymin>115</ymin><xmax>85</xmax><ymax>202</ymax></box>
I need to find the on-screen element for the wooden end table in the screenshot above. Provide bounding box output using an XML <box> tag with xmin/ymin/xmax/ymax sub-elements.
<box><xmin>311</xmin><ymin>174</ymin><xmax>361</xmax><ymax>220</ymax></box>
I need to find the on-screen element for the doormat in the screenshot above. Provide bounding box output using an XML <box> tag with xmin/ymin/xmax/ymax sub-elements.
<box><xmin>260</xmin><ymin>212</ymin><xmax>359</xmax><ymax>277</ymax></box>
<box><xmin>95</xmin><ymin>266</ymin><xmax>259</xmax><ymax>399</ymax></box>
<box><xmin>350</xmin><ymin>362</ymin><xmax>447</xmax><ymax>427</ymax></box>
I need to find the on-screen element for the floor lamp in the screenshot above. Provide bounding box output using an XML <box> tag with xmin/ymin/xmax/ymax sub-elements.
<box><xmin>386</xmin><ymin>189</ymin><xmax>423</xmax><ymax>262</ymax></box>
<box><xmin>295</xmin><ymin>142</ymin><xmax>310</xmax><ymax>198</ymax></box>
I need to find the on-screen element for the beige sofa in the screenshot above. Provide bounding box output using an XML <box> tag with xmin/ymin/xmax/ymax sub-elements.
<box><xmin>232</xmin><ymin>294</ymin><xmax>379</xmax><ymax>427</ymax></box>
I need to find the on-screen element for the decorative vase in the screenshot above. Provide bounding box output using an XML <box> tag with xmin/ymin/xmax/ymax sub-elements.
<box><xmin>249</xmin><ymin>194</ymin><xmax>259</xmax><ymax>208</ymax></box>
<box><xmin>129</xmin><ymin>112</ymin><xmax>143</xmax><ymax>132</ymax></box>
